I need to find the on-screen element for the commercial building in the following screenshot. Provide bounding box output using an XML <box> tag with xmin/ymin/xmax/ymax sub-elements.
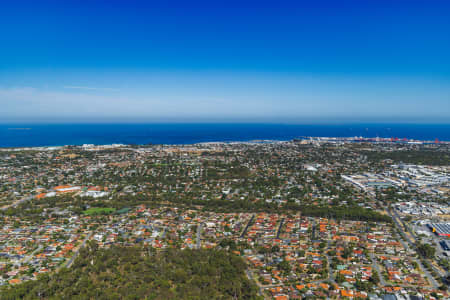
<box><xmin>427</xmin><ymin>223</ymin><xmax>450</xmax><ymax>237</ymax></box>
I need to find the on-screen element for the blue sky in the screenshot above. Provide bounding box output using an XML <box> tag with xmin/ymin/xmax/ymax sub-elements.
<box><xmin>1</xmin><ymin>0</ymin><xmax>449</xmax><ymax>123</ymax></box>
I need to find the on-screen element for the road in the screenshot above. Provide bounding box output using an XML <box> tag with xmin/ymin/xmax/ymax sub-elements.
<box><xmin>65</xmin><ymin>231</ymin><xmax>93</xmax><ymax>268</ymax></box>
<box><xmin>1</xmin><ymin>195</ymin><xmax>34</xmax><ymax>211</ymax></box>
<box><xmin>311</xmin><ymin>219</ymin><xmax>316</xmax><ymax>241</ymax></box>
<box><xmin>276</xmin><ymin>218</ymin><xmax>285</xmax><ymax>239</ymax></box>
<box><xmin>388</xmin><ymin>210</ymin><xmax>440</xmax><ymax>288</ymax></box>
<box><xmin>20</xmin><ymin>245</ymin><xmax>43</xmax><ymax>265</ymax></box>
<box><xmin>240</xmin><ymin>214</ymin><xmax>255</xmax><ymax>238</ymax></box>
<box><xmin>392</xmin><ymin>209</ymin><xmax>418</xmax><ymax>243</ymax></box>
<box><xmin>369</xmin><ymin>252</ymin><xmax>386</xmax><ymax>286</ymax></box>
<box><xmin>196</xmin><ymin>223</ymin><xmax>202</xmax><ymax>249</ymax></box>
<box><xmin>388</xmin><ymin>210</ymin><xmax>415</xmax><ymax>245</ymax></box>
<box><xmin>245</xmin><ymin>269</ymin><xmax>265</xmax><ymax>298</ymax></box>
<box><xmin>393</xmin><ymin>209</ymin><xmax>448</xmax><ymax>277</ymax></box>
<box><xmin>324</xmin><ymin>241</ymin><xmax>337</xmax><ymax>284</ymax></box>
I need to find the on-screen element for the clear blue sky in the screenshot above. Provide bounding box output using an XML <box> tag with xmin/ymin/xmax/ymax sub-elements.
<box><xmin>1</xmin><ymin>0</ymin><xmax>449</xmax><ymax>123</ymax></box>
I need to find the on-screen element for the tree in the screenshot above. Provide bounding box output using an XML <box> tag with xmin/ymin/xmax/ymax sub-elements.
<box><xmin>336</xmin><ymin>272</ymin><xmax>345</xmax><ymax>283</ymax></box>
<box><xmin>416</xmin><ymin>243</ymin><xmax>436</xmax><ymax>259</ymax></box>
<box><xmin>278</xmin><ymin>260</ymin><xmax>291</xmax><ymax>273</ymax></box>
<box><xmin>1</xmin><ymin>245</ymin><xmax>261</xmax><ymax>300</ymax></box>
<box><xmin>370</xmin><ymin>270</ymin><xmax>380</xmax><ymax>285</ymax></box>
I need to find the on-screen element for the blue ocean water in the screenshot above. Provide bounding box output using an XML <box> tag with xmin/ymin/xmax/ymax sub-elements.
<box><xmin>0</xmin><ymin>123</ymin><xmax>449</xmax><ymax>148</ymax></box>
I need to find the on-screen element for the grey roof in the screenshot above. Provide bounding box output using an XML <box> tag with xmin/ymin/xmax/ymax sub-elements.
<box><xmin>429</xmin><ymin>223</ymin><xmax>450</xmax><ymax>234</ymax></box>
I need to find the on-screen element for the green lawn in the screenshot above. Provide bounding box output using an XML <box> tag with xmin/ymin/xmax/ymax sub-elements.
<box><xmin>83</xmin><ymin>207</ymin><xmax>116</xmax><ymax>215</ymax></box>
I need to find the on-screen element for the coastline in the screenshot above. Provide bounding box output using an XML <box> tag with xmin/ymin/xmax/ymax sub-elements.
<box><xmin>1</xmin><ymin>123</ymin><xmax>450</xmax><ymax>148</ymax></box>
<box><xmin>0</xmin><ymin>136</ymin><xmax>448</xmax><ymax>151</ymax></box>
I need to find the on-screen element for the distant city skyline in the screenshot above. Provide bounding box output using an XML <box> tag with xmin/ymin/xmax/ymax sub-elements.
<box><xmin>1</xmin><ymin>1</ymin><xmax>449</xmax><ymax>123</ymax></box>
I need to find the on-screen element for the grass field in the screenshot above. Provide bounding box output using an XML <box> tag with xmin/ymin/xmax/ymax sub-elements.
<box><xmin>83</xmin><ymin>207</ymin><xmax>116</xmax><ymax>215</ymax></box>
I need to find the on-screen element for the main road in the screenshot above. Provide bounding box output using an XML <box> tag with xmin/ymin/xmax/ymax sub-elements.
<box><xmin>388</xmin><ymin>209</ymin><xmax>441</xmax><ymax>288</ymax></box>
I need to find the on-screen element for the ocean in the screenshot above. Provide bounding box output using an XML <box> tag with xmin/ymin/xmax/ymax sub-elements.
<box><xmin>0</xmin><ymin>123</ymin><xmax>449</xmax><ymax>148</ymax></box>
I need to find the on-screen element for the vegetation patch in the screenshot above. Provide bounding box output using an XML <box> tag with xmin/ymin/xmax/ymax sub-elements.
<box><xmin>1</xmin><ymin>243</ymin><xmax>260</xmax><ymax>300</ymax></box>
